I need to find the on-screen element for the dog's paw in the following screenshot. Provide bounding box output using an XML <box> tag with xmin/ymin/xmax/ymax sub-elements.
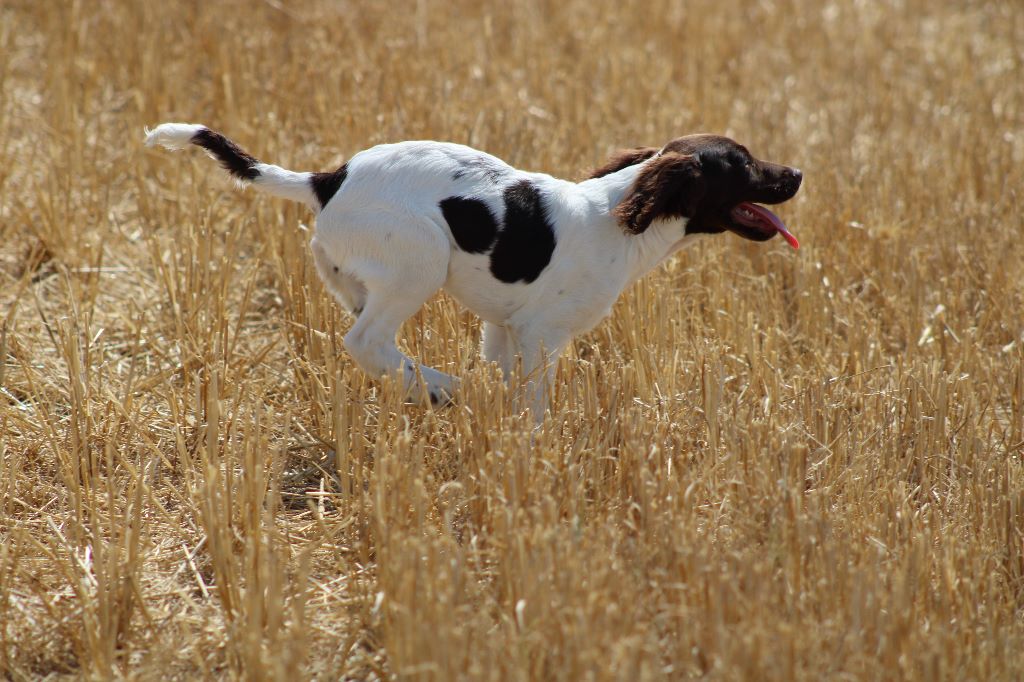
<box><xmin>429</xmin><ymin>389</ymin><xmax>454</xmax><ymax>408</ymax></box>
<box><xmin>402</xmin><ymin>387</ymin><xmax>455</xmax><ymax>409</ymax></box>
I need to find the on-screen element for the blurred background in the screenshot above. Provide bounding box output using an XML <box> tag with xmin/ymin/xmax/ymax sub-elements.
<box><xmin>1</xmin><ymin>1</ymin><xmax>1022</xmax><ymax>679</ymax></box>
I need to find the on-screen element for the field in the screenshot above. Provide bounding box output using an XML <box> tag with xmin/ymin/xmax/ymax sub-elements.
<box><xmin>1</xmin><ymin>0</ymin><xmax>1023</xmax><ymax>678</ymax></box>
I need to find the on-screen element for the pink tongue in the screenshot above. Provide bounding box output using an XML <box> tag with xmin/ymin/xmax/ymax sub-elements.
<box><xmin>733</xmin><ymin>202</ymin><xmax>800</xmax><ymax>250</ymax></box>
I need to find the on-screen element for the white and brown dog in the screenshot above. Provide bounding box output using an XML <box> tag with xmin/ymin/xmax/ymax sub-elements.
<box><xmin>145</xmin><ymin>124</ymin><xmax>801</xmax><ymax>416</ymax></box>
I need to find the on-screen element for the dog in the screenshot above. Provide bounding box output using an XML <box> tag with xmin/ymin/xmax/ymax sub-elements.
<box><xmin>145</xmin><ymin>124</ymin><xmax>802</xmax><ymax>417</ymax></box>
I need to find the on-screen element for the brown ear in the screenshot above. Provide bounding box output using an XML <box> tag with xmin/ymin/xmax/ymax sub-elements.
<box><xmin>613</xmin><ymin>152</ymin><xmax>705</xmax><ymax>234</ymax></box>
<box><xmin>588</xmin><ymin>147</ymin><xmax>660</xmax><ymax>179</ymax></box>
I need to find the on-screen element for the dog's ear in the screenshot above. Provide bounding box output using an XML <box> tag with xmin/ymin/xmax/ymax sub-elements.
<box><xmin>588</xmin><ymin>147</ymin><xmax>660</xmax><ymax>179</ymax></box>
<box><xmin>614</xmin><ymin>152</ymin><xmax>705</xmax><ymax>234</ymax></box>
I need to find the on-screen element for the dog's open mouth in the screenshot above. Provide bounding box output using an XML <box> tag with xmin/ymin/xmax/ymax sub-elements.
<box><xmin>727</xmin><ymin>202</ymin><xmax>800</xmax><ymax>249</ymax></box>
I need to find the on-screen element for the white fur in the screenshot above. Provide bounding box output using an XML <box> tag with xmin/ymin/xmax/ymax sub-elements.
<box><xmin>146</xmin><ymin>123</ymin><xmax>317</xmax><ymax>207</ymax></box>
<box><xmin>144</xmin><ymin>123</ymin><xmax>205</xmax><ymax>150</ymax></box>
<box><xmin>147</xmin><ymin>125</ymin><xmax>705</xmax><ymax>419</ymax></box>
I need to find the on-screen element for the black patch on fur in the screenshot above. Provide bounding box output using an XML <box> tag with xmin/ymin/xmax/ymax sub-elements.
<box><xmin>490</xmin><ymin>180</ymin><xmax>556</xmax><ymax>284</ymax></box>
<box><xmin>191</xmin><ymin>128</ymin><xmax>260</xmax><ymax>180</ymax></box>
<box><xmin>452</xmin><ymin>156</ymin><xmax>508</xmax><ymax>182</ymax></box>
<box><xmin>440</xmin><ymin>197</ymin><xmax>499</xmax><ymax>254</ymax></box>
<box><xmin>310</xmin><ymin>163</ymin><xmax>348</xmax><ymax>209</ymax></box>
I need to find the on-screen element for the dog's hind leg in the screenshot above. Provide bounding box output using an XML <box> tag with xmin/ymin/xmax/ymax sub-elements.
<box><xmin>336</xmin><ymin>223</ymin><xmax>457</xmax><ymax>406</ymax></box>
<box><xmin>344</xmin><ymin>288</ymin><xmax>459</xmax><ymax>406</ymax></box>
<box><xmin>313</xmin><ymin>209</ymin><xmax>458</xmax><ymax>405</ymax></box>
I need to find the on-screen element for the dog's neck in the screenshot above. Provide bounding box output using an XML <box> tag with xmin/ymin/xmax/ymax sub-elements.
<box><xmin>578</xmin><ymin>162</ymin><xmax>702</xmax><ymax>284</ymax></box>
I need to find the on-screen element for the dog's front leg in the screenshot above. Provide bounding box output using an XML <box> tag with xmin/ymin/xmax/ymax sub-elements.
<box><xmin>509</xmin><ymin>326</ymin><xmax>570</xmax><ymax>422</ymax></box>
<box><xmin>482</xmin><ymin>322</ymin><xmax>514</xmax><ymax>377</ymax></box>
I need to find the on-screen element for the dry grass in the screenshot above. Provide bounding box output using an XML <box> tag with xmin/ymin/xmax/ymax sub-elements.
<box><xmin>1</xmin><ymin>0</ymin><xmax>1023</xmax><ymax>678</ymax></box>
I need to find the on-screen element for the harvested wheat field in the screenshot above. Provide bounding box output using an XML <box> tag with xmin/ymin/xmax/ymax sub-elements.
<box><xmin>1</xmin><ymin>0</ymin><xmax>1023</xmax><ymax>679</ymax></box>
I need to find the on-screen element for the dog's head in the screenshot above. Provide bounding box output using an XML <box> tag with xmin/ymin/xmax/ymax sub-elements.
<box><xmin>594</xmin><ymin>135</ymin><xmax>802</xmax><ymax>247</ymax></box>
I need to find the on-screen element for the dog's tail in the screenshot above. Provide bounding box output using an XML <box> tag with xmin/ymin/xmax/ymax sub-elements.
<box><xmin>145</xmin><ymin>123</ymin><xmax>341</xmax><ymax>210</ymax></box>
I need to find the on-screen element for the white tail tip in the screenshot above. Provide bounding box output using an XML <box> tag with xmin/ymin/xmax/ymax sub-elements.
<box><xmin>144</xmin><ymin>122</ymin><xmax>207</xmax><ymax>150</ymax></box>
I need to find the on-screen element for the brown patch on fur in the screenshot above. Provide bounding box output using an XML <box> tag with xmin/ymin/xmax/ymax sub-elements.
<box><xmin>311</xmin><ymin>162</ymin><xmax>348</xmax><ymax>209</ymax></box>
<box><xmin>588</xmin><ymin>147</ymin><xmax>659</xmax><ymax>179</ymax></box>
<box><xmin>613</xmin><ymin>152</ymin><xmax>705</xmax><ymax>234</ymax></box>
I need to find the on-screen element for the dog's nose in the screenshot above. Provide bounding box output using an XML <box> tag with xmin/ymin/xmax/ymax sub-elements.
<box><xmin>786</xmin><ymin>167</ymin><xmax>803</xmax><ymax>188</ymax></box>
